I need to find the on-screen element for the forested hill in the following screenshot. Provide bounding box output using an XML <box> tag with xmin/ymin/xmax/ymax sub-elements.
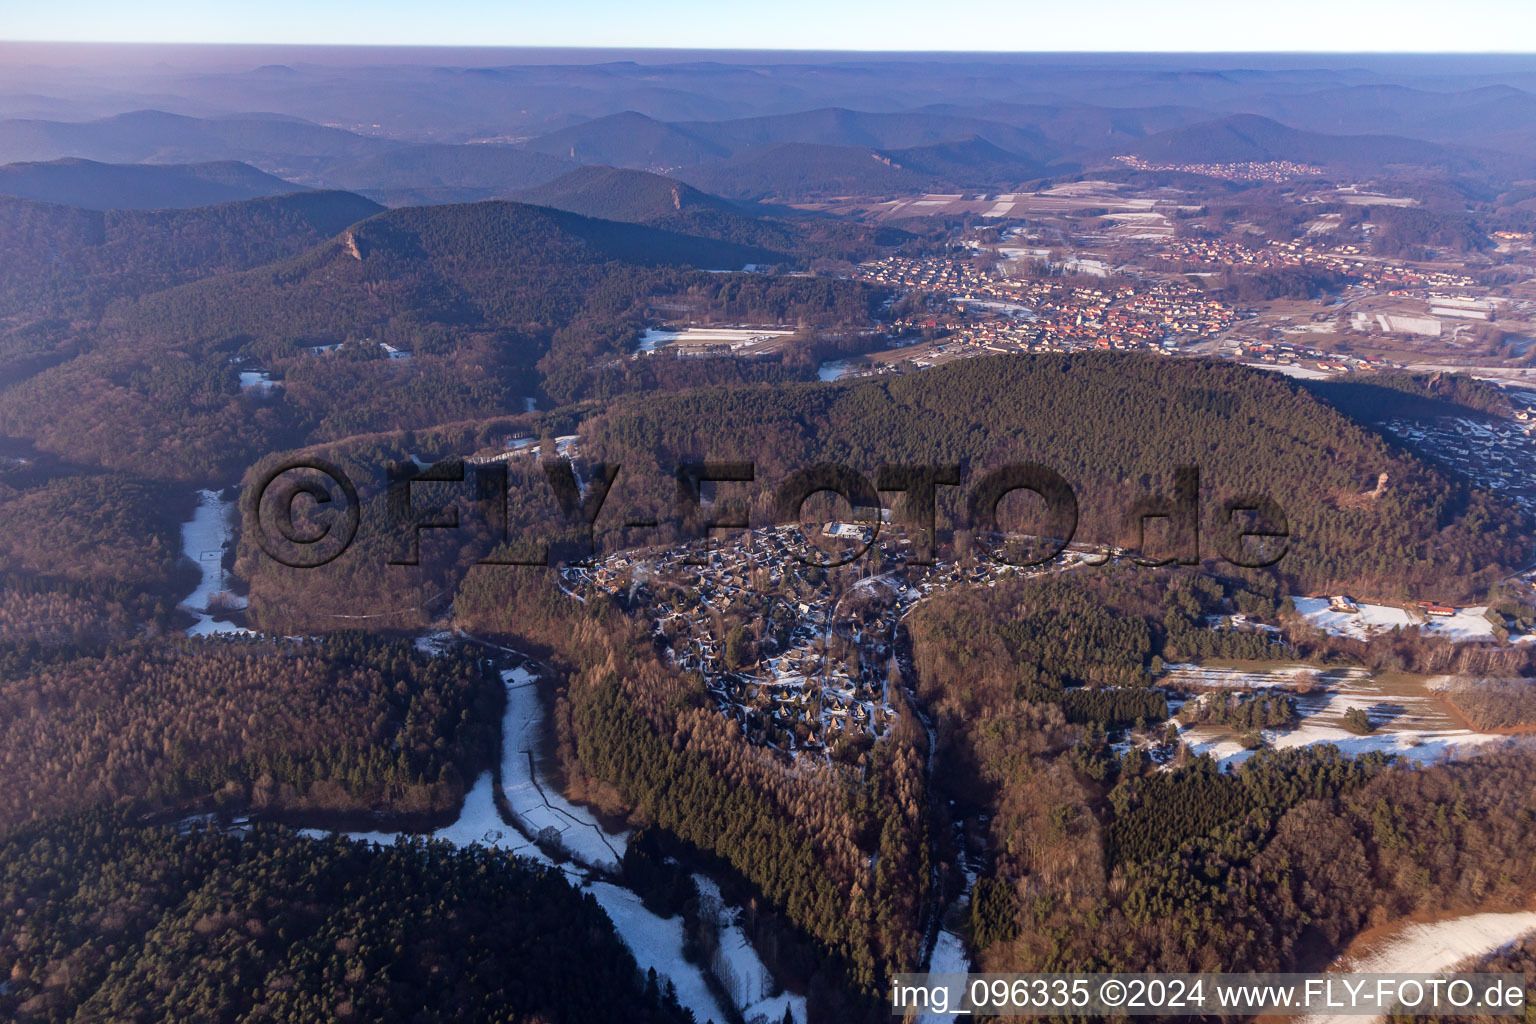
<box><xmin>0</xmin><ymin>199</ymin><xmax>877</xmax><ymax>478</ymax></box>
<box><xmin>1303</xmin><ymin>369</ymin><xmax>1515</xmax><ymax>422</ymax></box>
<box><xmin>0</xmin><ymin>189</ymin><xmax>383</xmax><ymax>323</ymax></box>
<box><xmin>0</xmin><ymin>157</ymin><xmax>303</xmax><ymax>210</ymax></box>
<box><xmin>675</xmin><ymin>141</ymin><xmax>955</xmax><ymax>200</ymax></box>
<box><xmin>0</xmin><ymin>816</ymin><xmax>693</xmax><ymax>1024</ymax></box>
<box><xmin>0</xmin><ymin>189</ymin><xmax>385</xmax><ymax>388</ymax></box>
<box><xmin>106</xmin><ymin>199</ymin><xmax>782</xmax><ymax>348</ymax></box>
<box><xmin>578</xmin><ymin>353</ymin><xmax>1526</xmax><ymax>599</ymax></box>
<box><xmin>513</xmin><ymin>165</ymin><xmax>742</xmax><ymax>221</ymax></box>
<box><xmin>510</xmin><ymin>164</ymin><xmax>796</xmax><ymax>253</ymax></box>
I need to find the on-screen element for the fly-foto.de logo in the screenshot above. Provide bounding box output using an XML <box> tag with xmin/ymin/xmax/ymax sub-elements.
<box><xmin>245</xmin><ymin>457</ymin><xmax>1290</xmax><ymax>571</ymax></box>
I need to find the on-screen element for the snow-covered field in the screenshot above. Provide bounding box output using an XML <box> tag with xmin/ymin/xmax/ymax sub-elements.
<box><xmin>500</xmin><ymin>667</ymin><xmax>629</xmax><ymax>872</ymax></box>
<box><xmin>1162</xmin><ymin>662</ymin><xmax>1369</xmax><ymax>690</ymax></box>
<box><xmin>586</xmin><ymin>882</ymin><xmax>734</xmax><ymax>1024</ymax></box>
<box><xmin>928</xmin><ymin>929</ymin><xmax>969</xmax><ymax>974</ymax></box>
<box><xmin>694</xmin><ymin>875</ymin><xmax>805</xmax><ymax>1024</ymax></box>
<box><xmin>817</xmin><ymin>359</ymin><xmax>851</xmax><ymax>382</ymax></box>
<box><xmin>1332</xmin><ymin>911</ymin><xmax>1536</xmax><ymax>974</ymax></box>
<box><xmin>1293</xmin><ymin>597</ymin><xmax>1495</xmax><ymax>642</ymax></box>
<box><xmin>907</xmin><ymin>930</ymin><xmax>971</xmax><ymax>1024</ymax></box>
<box><xmin>238</xmin><ymin>370</ymin><xmax>277</xmax><ymax>392</ymax></box>
<box><xmin>178</xmin><ymin>488</ymin><xmax>250</xmax><ymax>637</ymax></box>
<box><xmin>1297</xmin><ymin>911</ymin><xmax>1536</xmax><ymax>1024</ymax></box>
<box><xmin>1190</xmin><ymin>721</ymin><xmax>1510</xmax><ymax>770</ymax></box>
<box><xmin>1170</xmin><ymin>661</ymin><xmax>1512</xmax><ymax>768</ymax></box>
<box><xmin>1244</xmin><ymin>362</ymin><xmax>1336</xmax><ymax>380</ymax></box>
<box><xmin>298</xmin><ymin>773</ymin><xmax>555</xmax><ymax>866</ymax></box>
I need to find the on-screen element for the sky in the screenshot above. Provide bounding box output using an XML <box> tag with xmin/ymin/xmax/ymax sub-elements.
<box><xmin>4</xmin><ymin>0</ymin><xmax>1535</xmax><ymax>53</ymax></box>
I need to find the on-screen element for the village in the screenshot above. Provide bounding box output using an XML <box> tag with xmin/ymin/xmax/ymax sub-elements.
<box><xmin>1378</xmin><ymin>409</ymin><xmax>1536</xmax><ymax>518</ymax></box>
<box><xmin>805</xmin><ymin>186</ymin><xmax>1536</xmax><ymax>386</ymax></box>
<box><xmin>843</xmin><ymin>252</ymin><xmax>1237</xmax><ymax>369</ymax></box>
<box><xmin>558</xmin><ymin>522</ymin><xmax>1077</xmax><ymax>758</ymax></box>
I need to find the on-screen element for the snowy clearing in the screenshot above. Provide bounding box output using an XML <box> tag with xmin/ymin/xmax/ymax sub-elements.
<box><xmin>694</xmin><ymin>875</ymin><xmax>805</xmax><ymax>1024</ymax></box>
<box><xmin>1162</xmin><ymin>662</ymin><xmax>1369</xmax><ymax>690</ymax></box>
<box><xmin>178</xmin><ymin>488</ymin><xmax>251</xmax><ymax>637</ymax></box>
<box><xmin>817</xmin><ymin>359</ymin><xmax>851</xmax><ymax>382</ymax></box>
<box><xmin>297</xmin><ymin>773</ymin><xmax>555</xmax><ymax>866</ymax></box>
<box><xmin>1333</xmin><ymin>910</ymin><xmax>1536</xmax><ymax>974</ymax></box>
<box><xmin>500</xmin><ymin>667</ymin><xmax>629</xmax><ymax>872</ymax></box>
<box><xmin>586</xmin><ymin>881</ymin><xmax>733</xmax><ymax>1024</ymax></box>
<box><xmin>1293</xmin><ymin>597</ymin><xmax>1494</xmax><ymax>642</ymax></box>
<box><xmin>1171</xmin><ymin>661</ymin><xmax>1514</xmax><ymax>768</ymax></box>
<box><xmin>1298</xmin><ymin>912</ymin><xmax>1536</xmax><ymax>1024</ymax></box>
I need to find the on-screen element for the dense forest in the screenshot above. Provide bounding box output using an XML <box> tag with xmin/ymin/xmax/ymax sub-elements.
<box><xmin>0</xmin><ymin>814</ymin><xmax>693</xmax><ymax>1024</ymax></box>
<box><xmin>0</xmin><ymin>632</ymin><xmax>498</xmax><ymax>828</ymax></box>
<box><xmin>0</xmin><ymin>200</ymin><xmax>882</xmax><ymax>479</ymax></box>
<box><xmin>907</xmin><ymin>569</ymin><xmax>1536</xmax><ymax>985</ymax></box>
<box><xmin>0</xmin><ymin>191</ymin><xmax>382</xmax><ymax>385</ymax></box>
<box><xmin>1437</xmin><ymin>676</ymin><xmax>1536</xmax><ymax>731</ymax></box>
<box><xmin>572</xmin><ymin>353</ymin><xmax>1527</xmax><ymax>601</ymax></box>
<box><xmin>0</xmin><ymin>472</ymin><xmax>188</xmax><ymax>592</ymax></box>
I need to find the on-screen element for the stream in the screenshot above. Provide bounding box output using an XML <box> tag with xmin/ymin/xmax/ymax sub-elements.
<box><xmin>173</xmin><ymin>489</ymin><xmax>808</xmax><ymax>1023</ymax></box>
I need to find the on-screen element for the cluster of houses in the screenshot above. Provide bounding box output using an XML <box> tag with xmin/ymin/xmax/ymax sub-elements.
<box><xmin>1380</xmin><ymin>413</ymin><xmax>1536</xmax><ymax>517</ymax></box>
<box><xmin>1235</xmin><ymin>339</ymin><xmax>1395</xmax><ymax>374</ymax></box>
<box><xmin>559</xmin><ymin>523</ymin><xmax>1063</xmax><ymax>758</ymax></box>
<box><xmin>1112</xmin><ymin>155</ymin><xmax>1324</xmax><ymax>183</ymax></box>
<box><xmin>1150</xmin><ymin>237</ymin><xmax>1476</xmax><ymax>291</ymax></box>
<box><xmin>853</xmin><ymin>253</ymin><xmax>1237</xmax><ymax>360</ymax></box>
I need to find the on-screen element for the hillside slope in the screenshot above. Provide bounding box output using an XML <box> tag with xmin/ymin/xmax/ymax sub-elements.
<box><xmin>323</xmin><ymin>142</ymin><xmax>578</xmax><ymax>204</ymax></box>
<box><xmin>576</xmin><ymin>353</ymin><xmax>1526</xmax><ymax>599</ymax></box>
<box><xmin>0</xmin><ymin>189</ymin><xmax>383</xmax><ymax>382</ymax></box>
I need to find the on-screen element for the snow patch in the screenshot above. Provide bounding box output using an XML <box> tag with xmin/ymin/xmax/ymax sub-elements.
<box><xmin>694</xmin><ymin>875</ymin><xmax>805</xmax><ymax>1023</ymax></box>
<box><xmin>500</xmin><ymin>667</ymin><xmax>629</xmax><ymax>871</ymax></box>
<box><xmin>586</xmin><ymin>881</ymin><xmax>733</xmax><ymax>1024</ymax></box>
<box><xmin>1293</xmin><ymin>597</ymin><xmax>1494</xmax><ymax>642</ymax></box>
<box><xmin>178</xmin><ymin>488</ymin><xmax>251</xmax><ymax>637</ymax></box>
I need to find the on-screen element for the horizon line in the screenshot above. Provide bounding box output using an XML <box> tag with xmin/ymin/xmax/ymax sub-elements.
<box><xmin>4</xmin><ymin>40</ymin><xmax>1536</xmax><ymax>57</ymax></box>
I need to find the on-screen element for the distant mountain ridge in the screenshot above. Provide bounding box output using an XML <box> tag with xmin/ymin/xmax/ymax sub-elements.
<box><xmin>1110</xmin><ymin>113</ymin><xmax>1486</xmax><ymax>172</ymax></box>
<box><xmin>673</xmin><ymin>107</ymin><xmax>1055</xmax><ymax>163</ymax></box>
<box><xmin>323</xmin><ymin>143</ymin><xmax>578</xmax><ymax>205</ymax></box>
<box><xmin>675</xmin><ymin>137</ymin><xmax>1042</xmax><ymax>200</ymax></box>
<box><xmin>4</xmin><ymin>100</ymin><xmax>1524</xmax><ymax>212</ymax></box>
<box><xmin>0</xmin><ymin>110</ymin><xmax>387</xmax><ymax>179</ymax></box>
<box><xmin>519</xmin><ymin>111</ymin><xmax>731</xmax><ymax>170</ymax></box>
<box><xmin>0</xmin><ymin>158</ymin><xmax>304</xmax><ymax>210</ymax></box>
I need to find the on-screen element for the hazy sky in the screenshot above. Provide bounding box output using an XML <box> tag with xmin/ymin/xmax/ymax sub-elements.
<box><xmin>6</xmin><ymin>0</ymin><xmax>1534</xmax><ymax>53</ymax></box>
